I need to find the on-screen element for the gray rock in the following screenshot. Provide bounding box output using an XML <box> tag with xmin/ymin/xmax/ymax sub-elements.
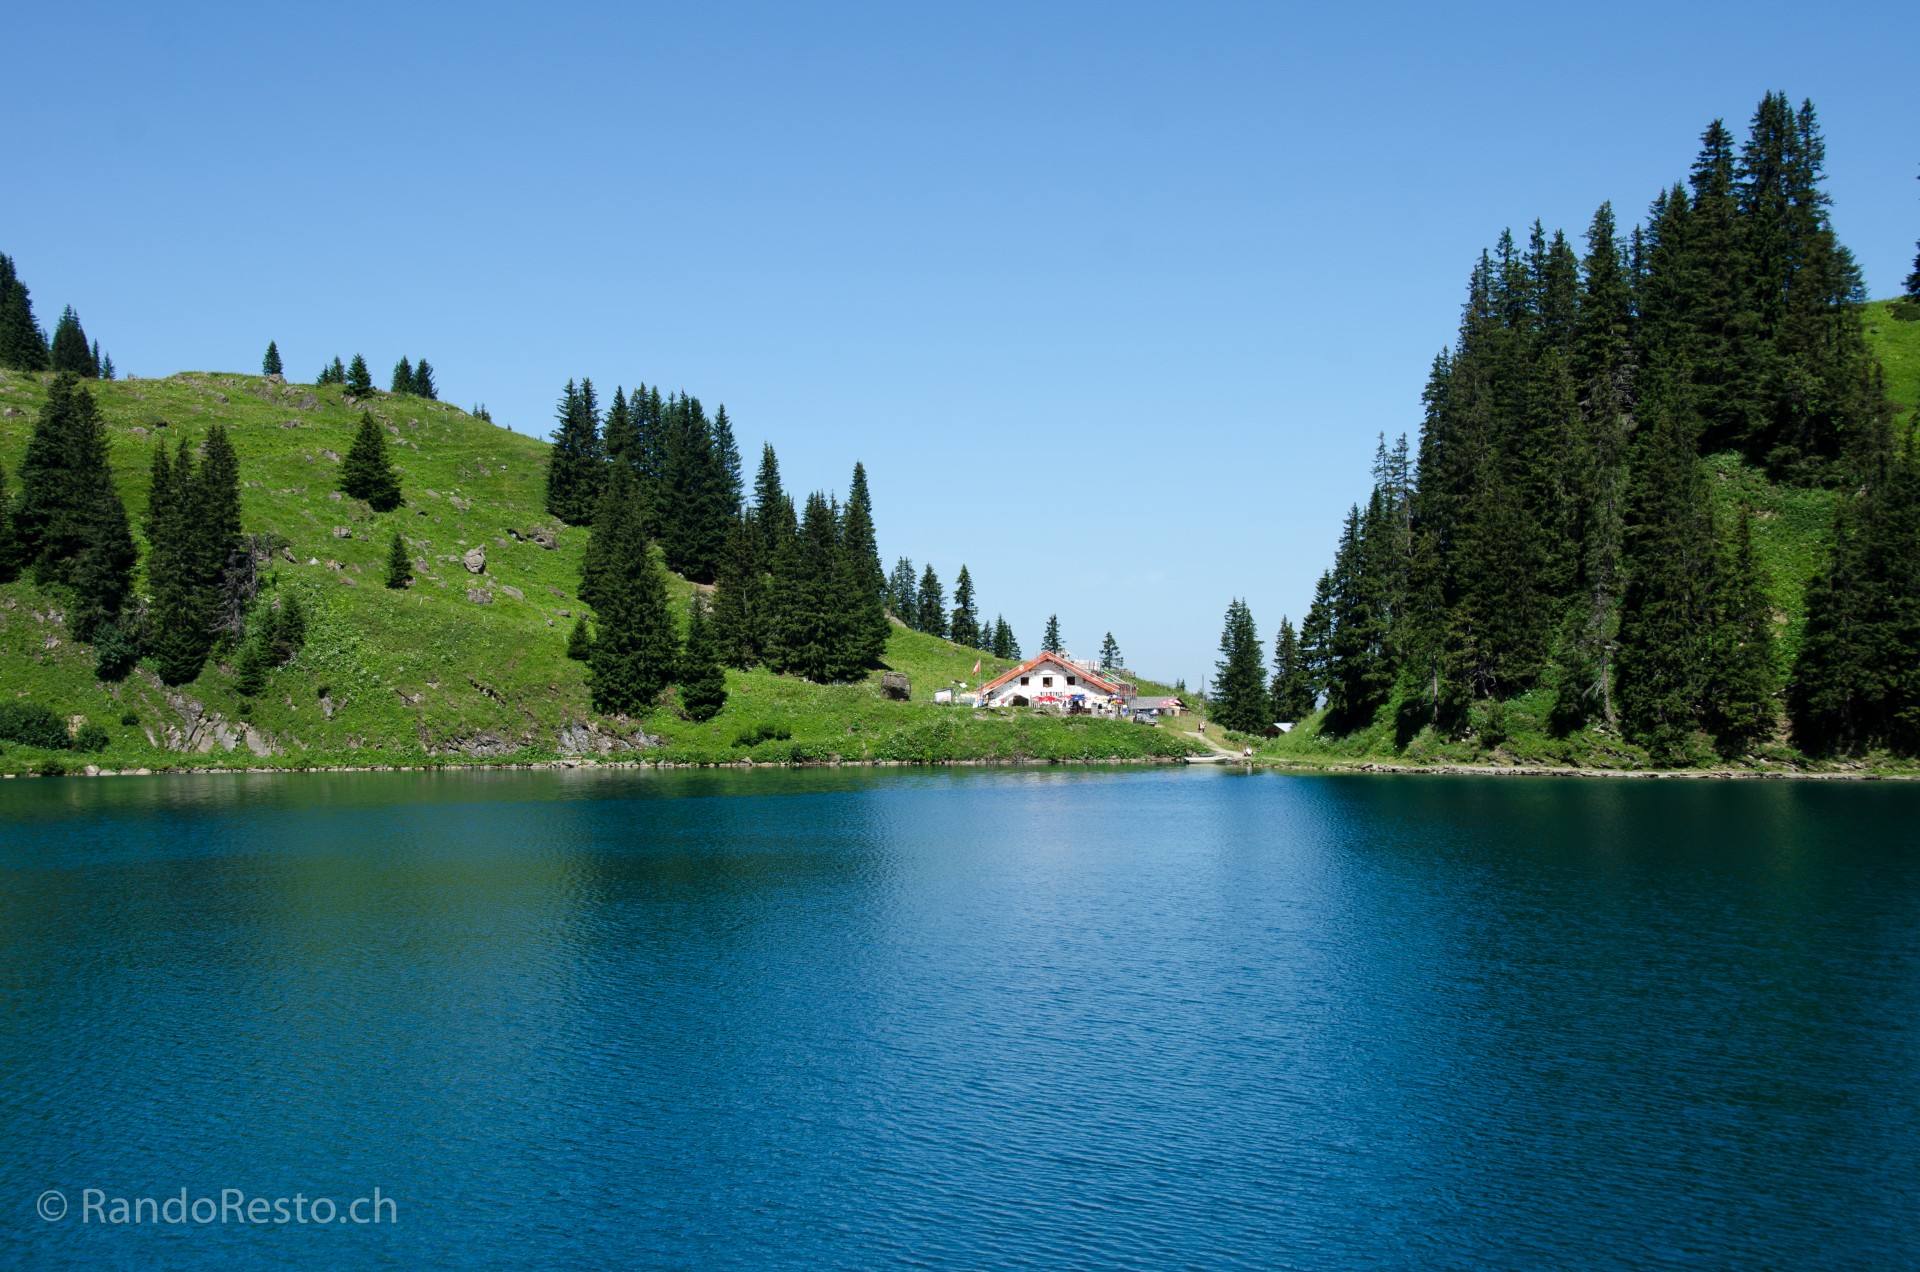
<box><xmin>462</xmin><ymin>546</ymin><xmax>486</xmax><ymax>574</ymax></box>
<box><xmin>497</xmin><ymin>583</ymin><xmax>524</xmax><ymax>601</ymax></box>
<box><xmin>332</xmin><ymin>526</ymin><xmax>353</xmax><ymax>539</ymax></box>
<box><xmin>466</xmin><ymin>588</ymin><xmax>492</xmax><ymax>605</ymax></box>
<box><xmin>881</xmin><ymin>671</ymin><xmax>912</xmax><ymax>700</ymax></box>
<box><xmin>320</xmin><ymin>449</ymin><xmax>341</xmax><ymax>462</ymax></box>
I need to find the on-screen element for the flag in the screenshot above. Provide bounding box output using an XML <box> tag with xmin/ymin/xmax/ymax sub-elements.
<box><xmin>972</xmin><ymin>659</ymin><xmax>981</xmax><ymax>676</ymax></box>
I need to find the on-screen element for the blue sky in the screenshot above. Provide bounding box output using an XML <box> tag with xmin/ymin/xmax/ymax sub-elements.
<box><xmin>12</xmin><ymin>2</ymin><xmax>1919</xmax><ymax>685</ymax></box>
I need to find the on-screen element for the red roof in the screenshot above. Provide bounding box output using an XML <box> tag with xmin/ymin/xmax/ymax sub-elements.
<box><xmin>979</xmin><ymin>652</ymin><xmax>1124</xmax><ymax>698</ymax></box>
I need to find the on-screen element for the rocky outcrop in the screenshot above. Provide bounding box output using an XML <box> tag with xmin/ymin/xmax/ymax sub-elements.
<box><xmin>881</xmin><ymin>671</ymin><xmax>911</xmax><ymax>700</ymax></box>
<box><xmin>462</xmin><ymin>546</ymin><xmax>486</xmax><ymax>573</ymax></box>
<box><xmin>557</xmin><ymin>722</ymin><xmax>662</xmax><ymax>755</ymax></box>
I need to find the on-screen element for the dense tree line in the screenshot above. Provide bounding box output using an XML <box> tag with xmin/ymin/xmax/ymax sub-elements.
<box><xmin>1</xmin><ymin>254</ymin><xmax>111</xmax><ymax>378</ymax></box>
<box><xmin>0</xmin><ymin>373</ymin><xmax>304</xmax><ymax>686</ymax></box>
<box><xmin>1262</xmin><ymin>95</ymin><xmax>1918</xmax><ymax>760</ymax></box>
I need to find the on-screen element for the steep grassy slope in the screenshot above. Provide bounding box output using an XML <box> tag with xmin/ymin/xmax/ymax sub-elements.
<box><xmin>1254</xmin><ymin>308</ymin><xmax>1920</xmax><ymax>775</ymax></box>
<box><xmin>0</xmin><ymin>370</ymin><xmax>1198</xmax><ymax>772</ymax></box>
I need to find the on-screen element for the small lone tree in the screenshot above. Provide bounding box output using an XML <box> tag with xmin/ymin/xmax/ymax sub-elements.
<box><xmin>1042</xmin><ymin>614</ymin><xmax>1062</xmax><ymax>654</ymax></box>
<box><xmin>1099</xmin><ymin>631</ymin><xmax>1121</xmax><ymax>670</ymax></box>
<box><xmin>340</xmin><ymin>411</ymin><xmax>402</xmax><ymax>511</ymax></box>
<box><xmin>385</xmin><ymin>530</ymin><xmax>412</xmax><ymax>588</ymax></box>
<box><xmin>678</xmin><ymin>595</ymin><xmax>729</xmax><ymax>721</ymax></box>
<box><xmin>949</xmin><ymin>564</ymin><xmax>980</xmax><ymax>648</ymax></box>
<box><xmin>390</xmin><ymin>357</ymin><xmax>414</xmax><ymax>394</ymax></box>
<box><xmin>566</xmin><ymin>614</ymin><xmax>593</xmax><ymax>661</ymax></box>
<box><xmin>262</xmin><ymin>341</ymin><xmax>283</xmax><ymax>376</ymax></box>
<box><xmin>345</xmin><ymin>354</ymin><xmax>373</xmax><ymax>396</ymax></box>
<box><xmin>412</xmin><ymin>359</ymin><xmax>437</xmax><ymax>400</ymax></box>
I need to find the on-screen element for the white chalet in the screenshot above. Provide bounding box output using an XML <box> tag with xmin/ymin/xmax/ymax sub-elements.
<box><xmin>977</xmin><ymin>652</ymin><xmax>1126</xmax><ymax>712</ymax></box>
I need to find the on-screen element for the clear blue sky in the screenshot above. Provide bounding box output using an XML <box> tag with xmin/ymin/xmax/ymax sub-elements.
<box><xmin>12</xmin><ymin>2</ymin><xmax>1919</xmax><ymax>685</ymax></box>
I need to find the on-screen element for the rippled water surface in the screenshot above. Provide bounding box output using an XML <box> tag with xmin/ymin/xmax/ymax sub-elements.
<box><xmin>3</xmin><ymin>767</ymin><xmax>1917</xmax><ymax>1268</ymax></box>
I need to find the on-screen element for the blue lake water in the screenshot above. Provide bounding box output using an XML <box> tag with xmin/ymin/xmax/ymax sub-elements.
<box><xmin>2</xmin><ymin>766</ymin><xmax>1916</xmax><ymax>1268</ymax></box>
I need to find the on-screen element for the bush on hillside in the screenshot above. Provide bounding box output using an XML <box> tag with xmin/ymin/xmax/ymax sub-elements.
<box><xmin>0</xmin><ymin>702</ymin><xmax>69</xmax><ymax>749</ymax></box>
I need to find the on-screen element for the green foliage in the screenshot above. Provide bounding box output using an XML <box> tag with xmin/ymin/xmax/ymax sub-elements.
<box><xmin>887</xmin><ymin>556</ymin><xmax>917</xmax><ymax>620</ymax></box>
<box><xmin>1042</xmin><ymin>613</ymin><xmax>1061</xmax><ymax>654</ymax></box>
<box><xmin>234</xmin><ymin>626</ymin><xmax>270</xmax><ymax>697</ymax></box>
<box><xmin>710</xmin><ymin>512</ymin><xmax>766</xmax><ymax>668</ymax></box>
<box><xmin>0</xmin><ymin>252</ymin><xmax>50</xmax><ymax>372</ymax></box>
<box><xmin>11</xmin><ymin>374</ymin><xmax>134</xmax><ymax>638</ymax></box>
<box><xmin>119</xmin><ymin>710</ymin><xmax>139</xmax><ymax>727</ymax></box>
<box><xmin>585</xmin><ymin>464</ymin><xmax>677</xmax><ymax>714</ymax></box>
<box><xmin>0</xmin><ymin>701</ymin><xmax>68</xmax><ymax>749</ymax></box>
<box><xmin>391</xmin><ymin>357</ymin><xmax>414</xmax><ymax>394</ymax></box>
<box><xmin>412</xmin><ymin>360</ymin><xmax>436</xmax><ymax>400</ymax></box>
<box><xmin>317</xmin><ymin>356</ymin><xmax>346</xmax><ymax>386</ymax></box>
<box><xmin>1703</xmin><ymin>507</ymin><xmax>1777</xmax><ymax>755</ymax></box>
<box><xmin>1098</xmin><ymin>631</ymin><xmax>1121</xmax><ymax>670</ymax></box>
<box><xmin>1213</xmin><ymin>598</ymin><xmax>1268</xmax><ymax>733</ymax></box>
<box><xmin>678</xmin><ymin>595</ymin><xmax>728</xmax><ymax>722</ymax></box>
<box><xmin>948</xmin><ymin>564</ymin><xmax>980</xmax><ymax>649</ymax></box>
<box><xmin>991</xmin><ymin>615</ymin><xmax>1019</xmax><ymax>660</ymax></box>
<box><xmin>146</xmin><ymin>426</ymin><xmax>245</xmax><ymax>683</ymax></box>
<box><xmin>842</xmin><ymin>462</ymin><xmax>889</xmax><ymax>660</ymax></box>
<box><xmin>345</xmin><ymin>354</ymin><xmax>373</xmax><ymax>396</ymax></box>
<box><xmin>565</xmin><ymin>614</ymin><xmax>593</xmax><ymax>661</ymax></box>
<box><xmin>262</xmin><ymin>341</ymin><xmax>282</xmax><ymax>376</ymax></box>
<box><xmin>766</xmin><ymin>491</ymin><xmax>872</xmax><ymax>682</ymax></box>
<box><xmin>385</xmin><ymin>531</ymin><xmax>412</xmax><ymax>589</ymax></box>
<box><xmin>1269</xmin><ymin>616</ymin><xmax>1314</xmax><ymax>722</ymax></box>
<box><xmin>340</xmin><ymin>411</ymin><xmax>402</xmax><ymax>511</ymax></box>
<box><xmin>543</xmin><ymin>378</ymin><xmax>604</xmax><ymax>526</ymax></box>
<box><xmin>916</xmin><ymin>564</ymin><xmax>946</xmax><ymax>639</ymax></box>
<box><xmin>50</xmin><ymin>307</ymin><xmax>98</xmax><ymax>377</ymax></box>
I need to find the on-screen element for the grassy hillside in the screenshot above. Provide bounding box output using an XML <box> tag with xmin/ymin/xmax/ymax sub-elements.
<box><xmin>0</xmin><ymin>369</ymin><xmax>1199</xmax><ymax>773</ymax></box>
<box><xmin>1250</xmin><ymin>307</ymin><xmax>1920</xmax><ymax>776</ymax></box>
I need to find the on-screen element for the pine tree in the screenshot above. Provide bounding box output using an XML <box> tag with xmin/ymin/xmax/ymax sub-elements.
<box><xmin>566</xmin><ymin>614</ymin><xmax>593</xmax><ymax>661</ymax></box>
<box><xmin>144</xmin><ymin>440</ymin><xmax>207</xmax><ymax>684</ymax></box>
<box><xmin>340</xmin><ymin>412</ymin><xmax>403</xmax><ymax>511</ymax></box>
<box><xmin>887</xmin><ymin>556</ymin><xmax>918</xmax><ymax>620</ymax></box>
<box><xmin>767</xmin><ymin>492</ymin><xmax>864</xmax><ymax>682</ymax></box>
<box><xmin>1042</xmin><ymin>613</ymin><xmax>1062</xmax><ymax>653</ymax></box>
<box><xmin>678</xmin><ymin>595</ymin><xmax>729</xmax><ymax>721</ymax></box>
<box><xmin>234</xmin><ymin>625</ymin><xmax>269</xmax><ymax>697</ymax></box>
<box><xmin>345</xmin><ymin>354</ymin><xmax>373</xmax><ymax>396</ymax></box>
<box><xmin>841</xmin><ymin>462</ymin><xmax>890</xmax><ymax>660</ymax></box>
<box><xmin>0</xmin><ymin>253</ymin><xmax>50</xmax><ymax>371</ymax></box>
<box><xmin>751</xmin><ymin>443</ymin><xmax>790</xmax><ymax>564</ymax></box>
<box><xmin>657</xmin><ymin>393</ymin><xmax>733</xmax><ymax>581</ymax></box>
<box><xmin>949</xmin><ymin>564</ymin><xmax>980</xmax><ymax>648</ymax></box>
<box><xmin>544</xmin><ymin>378</ymin><xmax>605</xmax><ymax>526</ymax></box>
<box><xmin>1703</xmin><ymin>507</ymin><xmax>1776</xmax><ymax>755</ymax></box>
<box><xmin>262</xmin><ymin>341</ymin><xmax>283</xmax><ymax>376</ymax></box>
<box><xmin>1270</xmin><ymin>616</ymin><xmax>1314</xmax><ymax>722</ymax></box>
<box><xmin>710</xmin><ymin>512</ymin><xmax>768</xmax><ymax>668</ymax></box>
<box><xmin>48</xmin><ymin>307</ymin><xmax>94</xmax><ymax>376</ymax></box>
<box><xmin>98</xmin><ymin>351</ymin><xmax>113</xmax><ymax>381</ymax></box>
<box><xmin>273</xmin><ymin>593</ymin><xmax>307</xmax><ymax>663</ymax></box>
<box><xmin>412</xmin><ymin>359</ymin><xmax>436</xmax><ymax>400</ymax></box>
<box><xmin>321</xmin><ymin>356</ymin><xmax>347</xmax><ymax>386</ymax></box>
<box><xmin>390</xmin><ymin>357</ymin><xmax>414</xmax><ymax>394</ymax></box>
<box><xmin>603</xmin><ymin>387</ymin><xmax>638</xmax><ymax>462</ymax></box>
<box><xmin>585</xmin><ymin>469</ymin><xmax>677</xmax><ymax>715</ymax></box>
<box><xmin>385</xmin><ymin>530</ymin><xmax>412</xmax><ymax>589</ymax></box>
<box><xmin>12</xmin><ymin>375</ymin><xmax>123</xmax><ymax>591</ymax></box>
<box><xmin>580</xmin><ymin>463</ymin><xmax>640</xmax><ymax>614</ymax></box>
<box><xmin>992</xmin><ymin>616</ymin><xmax>1016</xmax><ymax>659</ymax></box>
<box><xmin>916</xmin><ymin>565</ymin><xmax>946</xmax><ymax>638</ymax></box>
<box><xmin>198</xmin><ymin>424</ymin><xmax>245</xmax><ymax>640</ymax></box>
<box><xmin>67</xmin><ymin>477</ymin><xmax>136</xmax><ymax>643</ymax></box>
<box><xmin>1099</xmin><ymin>631</ymin><xmax>1121</xmax><ymax>670</ymax></box>
<box><xmin>1213</xmin><ymin>599</ymin><xmax>1268</xmax><ymax>734</ymax></box>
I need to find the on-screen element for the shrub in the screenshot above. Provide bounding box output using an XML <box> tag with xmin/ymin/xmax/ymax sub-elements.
<box><xmin>38</xmin><ymin>758</ymin><xmax>67</xmax><ymax>777</ymax></box>
<box><xmin>732</xmin><ymin>722</ymin><xmax>793</xmax><ymax>748</ymax></box>
<box><xmin>120</xmin><ymin>710</ymin><xmax>140</xmax><ymax>727</ymax></box>
<box><xmin>0</xmin><ymin>702</ymin><xmax>70</xmax><ymax>750</ymax></box>
<box><xmin>73</xmin><ymin>722</ymin><xmax>109</xmax><ymax>752</ymax></box>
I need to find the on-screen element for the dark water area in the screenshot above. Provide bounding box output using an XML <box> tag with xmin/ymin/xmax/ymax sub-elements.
<box><xmin>2</xmin><ymin>767</ymin><xmax>1916</xmax><ymax>1269</ymax></box>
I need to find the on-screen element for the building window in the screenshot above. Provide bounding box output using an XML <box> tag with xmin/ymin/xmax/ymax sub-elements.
<box><xmin>1019</xmin><ymin>677</ymin><xmax>1029</xmax><ymax>686</ymax></box>
<box><xmin>1042</xmin><ymin>676</ymin><xmax>1053</xmax><ymax>687</ymax></box>
<box><xmin>1067</xmin><ymin>676</ymin><xmax>1077</xmax><ymax>686</ymax></box>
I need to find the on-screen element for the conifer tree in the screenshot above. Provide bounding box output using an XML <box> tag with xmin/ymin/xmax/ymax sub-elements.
<box><xmin>767</xmin><ymin>492</ymin><xmax>865</xmax><ymax>682</ymax></box>
<box><xmin>0</xmin><ymin>461</ymin><xmax>17</xmax><ymax>583</ymax></box>
<box><xmin>272</xmin><ymin>593</ymin><xmax>307</xmax><ymax>664</ymax></box>
<box><xmin>566</xmin><ymin>614</ymin><xmax>593</xmax><ymax>661</ymax></box>
<box><xmin>585</xmin><ymin>468</ymin><xmax>677</xmax><ymax>715</ymax></box>
<box><xmin>991</xmin><ymin>616</ymin><xmax>1018</xmax><ymax>660</ymax></box>
<box><xmin>580</xmin><ymin>463</ymin><xmax>641</xmax><ymax>614</ymax></box>
<box><xmin>657</xmin><ymin>393</ymin><xmax>733</xmax><ymax>581</ymax></box>
<box><xmin>0</xmin><ymin>253</ymin><xmax>50</xmax><ymax>371</ymax></box>
<box><xmin>916</xmin><ymin>565</ymin><xmax>946</xmax><ymax>638</ymax></box>
<box><xmin>1213</xmin><ymin>599</ymin><xmax>1268</xmax><ymax>734</ymax></box>
<box><xmin>91</xmin><ymin>619</ymin><xmax>138</xmax><ymax>682</ymax></box>
<box><xmin>67</xmin><ymin>478</ymin><xmax>136</xmax><ymax>643</ymax></box>
<box><xmin>340</xmin><ymin>412</ymin><xmax>403</xmax><ymax>511</ymax></box>
<box><xmin>262</xmin><ymin>341</ymin><xmax>283</xmax><ymax>376</ymax></box>
<box><xmin>603</xmin><ymin>387</ymin><xmax>638</xmax><ymax>462</ymax></box>
<box><xmin>887</xmin><ymin>556</ymin><xmax>917</xmax><ymax>620</ymax></box>
<box><xmin>391</xmin><ymin>357</ymin><xmax>413</xmax><ymax>394</ymax></box>
<box><xmin>234</xmin><ymin>623</ymin><xmax>270</xmax><ymax>697</ymax></box>
<box><xmin>841</xmin><ymin>462</ymin><xmax>890</xmax><ymax>659</ymax></box>
<box><xmin>320</xmin><ymin>356</ymin><xmax>346</xmax><ymax>386</ymax></box>
<box><xmin>197</xmin><ymin>425</ymin><xmax>245</xmax><ymax>639</ymax></box>
<box><xmin>1099</xmin><ymin>632</ymin><xmax>1121</xmax><ymax>670</ymax></box>
<box><xmin>949</xmin><ymin>564</ymin><xmax>980</xmax><ymax>648</ymax></box>
<box><xmin>543</xmin><ymin>378</ymin><xmax>604</xmax><ymax>525</ymax></box>
<box><xmin>144</xmin><ymin>440</ymin><xmax>206</xmax><ymax>683</ymax></box>
<box><xmin>345</xmin><ymin>354</ymin><xmax>373</xmax><ymax>396</ymax></box>
<box><xmin>12</xmin><ymin>376</ymin><xmax>124</xmax><ymax>594</ymax></box>
<box><xmin>1703</xmin><ymin>507</ymin><xmax>1776</xmax><ymax>754</ymax></box>
<box><xmin>412</xmin><ymin>360</ymin><xmax>436</xmax><ymax>400</ymax></box>
<box><xmin>751</xmin><ymin>443</ymin><xmax>790</xmax><ymax>564</ymax></box>
<box><xmin>1270</xmin><ymin>616</ymin><xmax>1314</xmax><ymax>722</ymax></box>
<box><xmin>98</xmin><ymin>351</ymin><xmax>114</xmax><ymax>381</ymax></box>
<box><xmin>385</xmin><ymin>531</ymin><xmax>412</xmax><ymax>589</ymax></box>
<box><xmin>710</xmin><ymin>511</ymin><xmax>768</xmax><ymax>668</ymax></box>
<box><xmin>678</xmin><ymin>595</ymin><xmax>729</xmax><ymax>721</ymax></box>
<box><xmin>49</xmin><ymin>307</ymin><xmax>95</xmax><ymax>376</ymax></box>
<box><xmin>1042</xmin><ymin>613</ymin><xmax>1061</xmax><ymax>653</ymax></box>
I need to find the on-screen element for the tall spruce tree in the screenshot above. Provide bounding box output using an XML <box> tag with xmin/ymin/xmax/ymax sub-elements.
<box><xmin>1099</xmin><ymin>632</ymin><xmax>1121</xmax><ymax>670</ymax></box>
<box><xmin>887</xmin><ymin>556</ymin><xmax>918</xmax><ymax>620</ymax></box>
<box><xmin>991</xmin><ymin>616</ymin><xmax>1017</xmax><ymax>659</ymax></box>
<box><xmin>391</xmin><ymin>357</ymin><xmax>414</xmax><ymax>394</ymax></box>
<box><xmin>678</xmin><ymin>595</ymin><xmax>729</xmax><ymax>721</ymax></box>
<box><xmin>949</xmin><ymin>565</ymin><xmax>980</xmax><ymax>648</ymax></box>
<box><xmin>340</xmin><ymin>412</ymin><xmax>403</xmax><ymax>511</ymax></box>
<box><xmin>345</xmin><ymin>354</ymin><xmax>373</xmax><ymax>396</ymax></box>
<box><xmin>262</xmin><ymin>341</ymin><xmax>283</xmax><ymax>376</ymax></box>
<box><xmin>584</xmin><ymin>466</ymin><xmax>676</xmax><ymax>715</ymax></box>
<box><xmin>916</xmin><ymin>565</ymin><xmax>946</xmax><ymax>638</ymax></box>
<box><xmin>842</xmin><ymin>462</ymin><xmax>890</xmax><ymax>659</ymax></box>
<box><xmin>1703</xmin><ymin>507</ymin><xmax>1776</xmax><ymax>755</ymax></box>
<box><xmin>581</xmin><ymin>464</ymin><xmax>642</xmax><ymax>614</ymax></box>
<box><xmin>603</xmin><ymin>387</ymin><xmax>638</xmax><ymax>463</ymax></box>
<box><xmin>710</xmin><ymin>511</ymin><xmax>768</xmax><ymax>668</ymax></box>
<box><xmin>657</xmin><ymin>393</ymin><xmax>734</xmax><ymax>581</ymax></box>
<box><xmin>766</xmin><ymin>492</ymin><xmax>866</xmax><ymax>682</ymax></box>
<box><xmin>49</xmin><ymin>307</ymin><xmax>97</xmax><ymax>376</ymax></box>
<box><xmin>1042</xmin><ymin>613</ymin><xmax>1061</xmax><ymax>653</ymax></box>
<box><xmin>0</xmin><ymin>253</ymin><xmax>50</xmax><ymax>371</ymax></box>
<box><xmin>1213</xmin><ymin>599</ymin><xmax>1268</xmax><ymax>734</ymax></box>
<box><xmin>751</xmin><ymin>443</ymin><xmax>792</xmax><ymax>564</ymax></box>
<box><xmin>544</xmin><ymin>378</ymin><xmax>605</xmax><ymax>525</ymax></box>
<box><xmin>11</xmin><ymin>375</ymin><xmax>131</xmax><ymax>621</ymax></box>
<box><xmin>144</xmin><ymin>427</ymin><xmax>240</xmax><ymax>684</ymax></box>
<box><xmin>1270</xmin><ymin>616</ymin><xmax>1314</xmax><ymax>722</ymax></box>
<box><xmin>412</xmin><ymin>360</ymin><xmax>436</xmax><ymax>400</ymax></box>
